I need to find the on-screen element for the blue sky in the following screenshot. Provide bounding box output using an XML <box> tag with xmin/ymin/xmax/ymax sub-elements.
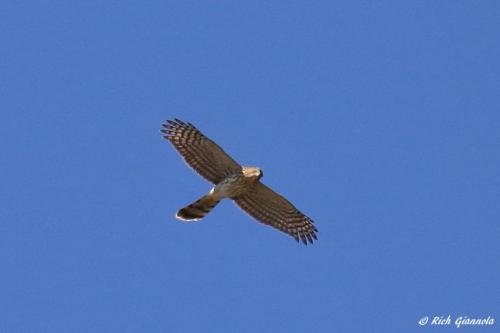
<box><xmin>1</xmin><ymin>1</ymin><xmax>499</xmax><ymax>332</ymax></box>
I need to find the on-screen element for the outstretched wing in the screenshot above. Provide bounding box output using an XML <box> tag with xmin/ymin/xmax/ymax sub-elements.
<box><xmin>234</xmin><ymin>182</ymin><xmax>318</xmax><ymax>244</ymax></box>
<box><xmin>161</xmin><ymin>119</ymin><xmax>242</xmax><ymax>184</ymax></box>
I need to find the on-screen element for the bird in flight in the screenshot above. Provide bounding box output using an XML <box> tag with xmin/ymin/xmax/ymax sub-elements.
<box><xmin>161</xmin><ymin>119</ymin><xmax>317</xmax><ymax>244</ymax></box>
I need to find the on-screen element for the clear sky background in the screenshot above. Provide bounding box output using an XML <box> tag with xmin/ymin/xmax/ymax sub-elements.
<box><xmin>1</xmin><ymin>1</ymin><xmax>499</xmax><ymax>332</ymax></box>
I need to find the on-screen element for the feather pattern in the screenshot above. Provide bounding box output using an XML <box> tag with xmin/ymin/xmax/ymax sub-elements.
<box><xmin>161</xmin><ymin>119</ymin><xmax>242</xmax><ymax>184</ymax></box>
<box><xmin>235</xmin><ymin>182</ymin><xmax>317</xmax><ymax>244</ymax></box>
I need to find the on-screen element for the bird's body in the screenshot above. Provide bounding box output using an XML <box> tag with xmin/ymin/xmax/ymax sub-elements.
<box><xmin>176</xmin><ymin>170</ymin><xmax>259</xmax><ymax>221</ymax></box>
<box><xmin>212</xmin><ymin>173</ymin><xmax>247</xmax><ymax>198</ymax></box>
<box><xmin>212</xmin><ymin>168</ymin><xmax>262</xmax><ymax>198</ymax></box>
<box><xmin>161</xmin><ymin>119</ymin><xmax>317</xmax><ymax>244</ymax></box>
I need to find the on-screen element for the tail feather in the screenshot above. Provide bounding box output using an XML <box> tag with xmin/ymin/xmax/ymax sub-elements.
<box><xmin>176</xmin><ymin>194</ymin><xmax>220</xmax><ymax>221</ymax></box>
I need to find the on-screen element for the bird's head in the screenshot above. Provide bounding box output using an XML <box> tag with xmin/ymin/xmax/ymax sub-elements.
<box><xmin>242</xmin><ymin>166</ymin><xmax>263</xmax><ymax>181</ymax></box>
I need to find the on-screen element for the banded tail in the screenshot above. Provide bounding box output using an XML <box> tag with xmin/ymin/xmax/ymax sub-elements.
<box><xmin>176</xmin><ymin>194</ymin><xmax>220</xmax><ymax>221</ymax></box>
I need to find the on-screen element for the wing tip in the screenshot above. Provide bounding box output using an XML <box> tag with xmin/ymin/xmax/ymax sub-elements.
<box><xmin>295</xmin><ymin>232</ymin><xmax>317</xmax><ymax>245</ymax></box>
<box><xmin>161</xmin><ymin>119</ymin><xmax>195</xmax><ymax>139</ymax></box>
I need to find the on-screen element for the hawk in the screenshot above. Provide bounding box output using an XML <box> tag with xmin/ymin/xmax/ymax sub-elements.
<box><xmin>161</xmin><ymin>119</ymin><xmax>318</xmax><ymax>244</ymax></box>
